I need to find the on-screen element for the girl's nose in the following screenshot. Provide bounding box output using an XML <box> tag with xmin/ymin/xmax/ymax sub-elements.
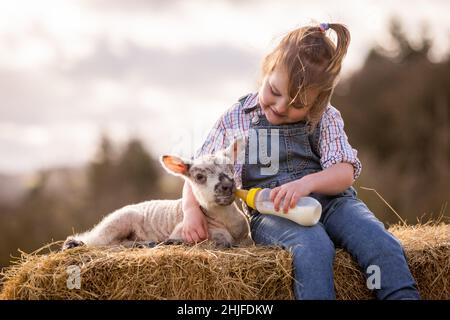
<box><xmin>274</xmin><ymin>103</ymin><xmax>289</xmax><ymax>115</ymax></box>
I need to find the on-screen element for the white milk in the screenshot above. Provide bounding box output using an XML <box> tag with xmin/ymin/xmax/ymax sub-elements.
<box><xmin>254</xmin><ymin>189</ymin><xmax>322</xmax><ymax>226</ymax></box>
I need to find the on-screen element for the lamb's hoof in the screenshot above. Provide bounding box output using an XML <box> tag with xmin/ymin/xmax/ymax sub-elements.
<box><xmin>145</xmin><ymin>241</ymin><xmax>159</xmax><ymax>248</ymax></box>
<box><xmin>62</xmin><ymin>238</ymin><xmax>85</xmax><ymax>251</ymax></box>
<box><xmin>162</xmin><ymin>239</ymin><xmax>184</xmax><ymax>246</ymax></box>
<box><xmin>134</xmin><ymin>241</ymin><xmax>158</xmax><ymax>248</ymax></box>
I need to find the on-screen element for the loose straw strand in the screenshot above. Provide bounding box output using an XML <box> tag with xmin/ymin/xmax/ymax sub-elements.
<box><xmin>360</xmin><ymin>186</ymin><xmax>407</xmax><ymax>225</ymax></box>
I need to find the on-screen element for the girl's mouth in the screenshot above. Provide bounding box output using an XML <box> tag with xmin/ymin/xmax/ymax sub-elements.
<box><xmin>259</xmin><ymin>97</ymin><xmax>286</xmax><ymax>120</ymax></box>
<box><xmin>269</xmin><ymin>106</ymin><xmax>285</xmax><ymax>118</ymax></box>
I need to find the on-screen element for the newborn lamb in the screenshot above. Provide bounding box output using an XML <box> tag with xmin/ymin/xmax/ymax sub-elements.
<box><xmin>63</xmin><ymin>141</ymin><xmax>253</xmax><ymax>249</ymax></box>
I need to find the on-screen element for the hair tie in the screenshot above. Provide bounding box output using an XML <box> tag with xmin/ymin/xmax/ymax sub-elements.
<box><xmin>319</xmin><ymin>23</ymin><xmax>330</xmax><ymax>32</ymax></box>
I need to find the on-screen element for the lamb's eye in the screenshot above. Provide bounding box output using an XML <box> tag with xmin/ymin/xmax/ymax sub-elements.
<box><xmin>195</xmin><ymin>173</ymin><xmax>206</xmax><ymax>183</ymax></box>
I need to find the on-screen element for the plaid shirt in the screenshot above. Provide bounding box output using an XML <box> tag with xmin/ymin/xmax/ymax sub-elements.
<box><xmin>195</xmin><ymin>92</ymin><xmax>362</xmax><ymax>188</ymax></box>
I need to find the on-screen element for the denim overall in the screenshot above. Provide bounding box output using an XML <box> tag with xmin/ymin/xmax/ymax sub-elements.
<box><xmin>241</xmin><ymin>103</ymin><xmax>420</xmax><ymax>300</ymax></box>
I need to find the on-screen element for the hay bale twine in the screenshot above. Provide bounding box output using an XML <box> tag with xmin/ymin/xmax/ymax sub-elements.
<box><xmin>1</xmin><ymin>223</ymin><xmax>448</xmax><ymax>300</ymax></box>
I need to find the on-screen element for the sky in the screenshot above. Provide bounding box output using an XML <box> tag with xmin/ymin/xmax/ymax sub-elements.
<box><xmin>0</xmin><ymin>0</ymin><xmax>449</xmax><ymax>174</ymax></box>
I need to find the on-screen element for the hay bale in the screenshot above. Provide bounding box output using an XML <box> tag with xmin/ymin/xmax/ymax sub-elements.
<box><xmin>334</xmin><ymin>223</ymin><xmax>450</xmax><ymax>299</ymax></box>
<box><xmin>1</xmin><ymin>223</ymin><xmax>448</xmax><ymax>300</ymax></box>
<box><xmin>0</xmin><ymin>245</ymin><xmax>294</xmax><ymax>300</ymax></box>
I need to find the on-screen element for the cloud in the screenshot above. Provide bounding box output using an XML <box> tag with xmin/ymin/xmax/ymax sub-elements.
<box><xmin>63</xmin><ymin>39</ymin><xmax>260</xmax><ymax>91</ymax></box>
<box><xmin>0</xmin><ymin>37</ymin><xmax>260</xmax><ymax>127</ymax></box>
<box><xmin>0</xmin><ymin>33</ymin><xmax>261</xmax><ymax>173</ymax></box>
<box><xmin>83</xmin><ymin>0</ymin><xmax>183</xmax><ymax>13</ymax></box>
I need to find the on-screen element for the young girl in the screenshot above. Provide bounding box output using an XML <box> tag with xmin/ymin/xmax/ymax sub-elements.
<box><xmin>181</xmin><ymin>23</ymin><xmax>420</xmax><ymax>300</ymax></box>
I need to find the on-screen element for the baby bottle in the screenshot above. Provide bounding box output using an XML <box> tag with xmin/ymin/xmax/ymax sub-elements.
<box><xmin>235</xmin><ymin>188</ymin><xmax>322</xmax><ymax>226</ymax></box>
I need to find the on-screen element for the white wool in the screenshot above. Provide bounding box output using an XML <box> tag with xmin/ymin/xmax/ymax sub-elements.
<box><xmin>64</xmin><ymin>142</ymin><xmax>253</xmax><ymax>249</ymax></box>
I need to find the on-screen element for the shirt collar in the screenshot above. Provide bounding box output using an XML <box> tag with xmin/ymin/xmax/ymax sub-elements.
<box><xmin>242</xmin><ymin>92</ymin><xmax>260</xmax><ymax>113</ymax></box>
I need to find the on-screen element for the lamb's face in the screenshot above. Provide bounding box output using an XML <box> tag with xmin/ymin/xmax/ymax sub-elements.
<box><xmin>188</xmin><ymin>154</ymin><xmax>236</xmax><ymax>207</ymax></box>
<box><xmin>161</xmin><ymin>142</ymin><xmax>242</xmax><ymax>208</ymax></box>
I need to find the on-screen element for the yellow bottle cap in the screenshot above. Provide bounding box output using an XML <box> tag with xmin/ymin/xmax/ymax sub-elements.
<box><xmin>235</xmin><ymin>188</ymin><xmax>261</xmax><ymax>209</ymax></box>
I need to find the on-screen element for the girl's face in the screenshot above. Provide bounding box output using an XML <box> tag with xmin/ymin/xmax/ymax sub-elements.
<box><xmin>258</xmin><ymin>66</ymin><xmax>318</xmax><ymax>125</ymax></box>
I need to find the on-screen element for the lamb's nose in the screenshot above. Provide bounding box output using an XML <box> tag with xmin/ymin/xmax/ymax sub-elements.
<box><xmin>216</xmin><ymin>174</ymin><xmax>235</xmax><ymax>194</ymax></box>
<box><xmin>220</xmin><ymin>183</ymin><xmax>232</xmax><ymax>193</ymax></box>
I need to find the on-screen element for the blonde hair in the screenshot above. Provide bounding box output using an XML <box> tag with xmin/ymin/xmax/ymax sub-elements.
<box><xmin>261</xmin><ymin>23</ymin><xmax>351</xmax><ymax>130</ymax></box>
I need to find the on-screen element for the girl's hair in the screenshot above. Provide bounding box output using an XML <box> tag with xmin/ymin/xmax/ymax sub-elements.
<box><xmin>261</xmin><ymin>23</ymin><xmax>350</xmax><ymax>130</ymax></box>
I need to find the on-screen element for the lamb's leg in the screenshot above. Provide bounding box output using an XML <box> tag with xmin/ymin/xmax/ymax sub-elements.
<box><xmin>63</xmin><ymin>207</ymin><xmax>146</xmax><ymax>250</ymax></box>
<box><xmin>166</xmin><ymin>222</ymin><xmax>184</xmax><ymax>242</ymax></box>
<box><xmin>209</xmin><ymin>228</ymin><xmax>233</xmax><ymax>248</ymax></box>
<box><xmin>62</xmin><ymin>237</ymin><xmax>85</xmax><ymax>250</ymax></box>
<box><xmin>119</xmin><ymin>240</ymin><xmax>159</xmax><ymax>248</ymax></box>
<box><xmin>167</xmin><ymin>224</ymin><xmax>234</xmax><ymax>247</ymax></box>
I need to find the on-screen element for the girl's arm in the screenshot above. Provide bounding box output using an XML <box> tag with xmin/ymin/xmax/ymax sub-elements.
<box><xmin>181</xmin><ymin>181</ymin><xmax>209</xmax><ymax>243</ymax></box>
<box><xmin>302</xmin><ymin>162</ymin><xmax>354</xmax><ymax>195</ymax></box>
<box><xmin>271</xmin><ymin>162</ymin><xmax>354</xmax><ymax>212</ymax></box>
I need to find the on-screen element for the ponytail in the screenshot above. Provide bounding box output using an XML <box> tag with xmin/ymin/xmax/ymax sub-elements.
<box><xmin>324</xmin><ymin>23</ymin><xmax>351</xmax><ymax>74</ymax></box>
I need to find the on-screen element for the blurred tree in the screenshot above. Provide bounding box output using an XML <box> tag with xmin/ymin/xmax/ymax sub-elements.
<box><xmin>84</xmin><ymin>135</ymin><xmax>167</xmax><ymax>228</ymax></box>
<box><xmin>0</xmin><ymin>172</ymin><xmax>67</xmax><ymax>267</ymax></box>
<box><xmin>116</xmin><ymin>138</ymin><xmax>161</xmax><ymax>203</ymax></box>
<box><xmin>88</xmin><ymin>135</ymin><xmax>116</xmax><ymax>207</ymax></box>
<box><xmin>86</xmin><ymin>134</ymin><xmax>120</xmax><ymax>216</ymax></box>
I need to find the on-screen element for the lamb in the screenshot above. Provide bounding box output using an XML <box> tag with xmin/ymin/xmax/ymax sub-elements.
<box><xmin>62</xmin><ymin>141</ymin><xmax>253</xmax><ymax>250</ymax></box>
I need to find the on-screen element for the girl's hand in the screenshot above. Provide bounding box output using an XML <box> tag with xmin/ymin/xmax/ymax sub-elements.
<box><xmin>181</xmin><ymin>180</ymin><xmax>208</xmax><ymax>243</ymax></box>
<box><xmin>182</xmin><ymin>206</ymin><xmax>209</xmax><ymax>243</ymax></box>
<box><xmin>270</xmin><ymin>178</ymin><xmax>314</xmax><ymax>213</ymax></box>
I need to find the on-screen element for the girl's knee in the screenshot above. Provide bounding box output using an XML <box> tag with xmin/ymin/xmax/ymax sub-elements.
<box><xmin>290</xmin><ymin>230</ymin><xmax>335</xmax><ymax>261</ymax></box>
<box><xmin>349</xmin><ymin>227</ymin><xmax>406</xmax><ymax>267</ymax></box>
<box><xmin>373</xmin><ymin>230</ymin><xmax>404</xmax><ymax>254</ymax></box>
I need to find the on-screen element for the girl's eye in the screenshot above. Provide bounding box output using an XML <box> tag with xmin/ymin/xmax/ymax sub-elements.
<box><xmin>291</xmin><ymin>104</ymin><xmax>306</xmax><ymax>110</ymax></box>
<box><xmin>269</xmin><ymin>84</ymin><xmax>281</xmax><ymax>97</ymax></box>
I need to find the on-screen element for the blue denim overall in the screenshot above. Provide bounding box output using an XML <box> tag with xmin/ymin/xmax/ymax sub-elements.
<box><xmin>241</xmin><ymin>104</ymin><xmax>420</xmax><ymax>300</ymax></box>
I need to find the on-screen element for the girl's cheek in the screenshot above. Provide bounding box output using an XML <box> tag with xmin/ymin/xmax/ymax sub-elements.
<box><xmin>258</xmin><ymin>89</ymin><xmax>265</xmax><ymax>105</ymax></box>
<box><xmin>258</xmin><ymin>92</ymin><xmax>267</xmax><ymax>107</ymax></box>
<box><xmin>261</xmin><ymin>87</ymin><xmax>273</xmax><ymax>106</ymax></box>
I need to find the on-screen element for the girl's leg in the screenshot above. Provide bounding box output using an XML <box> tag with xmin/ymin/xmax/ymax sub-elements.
<box><xmin>323</xmin><ymin>197</ymin><xmax>420</xmax><ymax>300</ymax></box>
<box><xmin>250</xmin><ymin>213</ymin><xmax>336</xmax><ymax>300</ymax></box>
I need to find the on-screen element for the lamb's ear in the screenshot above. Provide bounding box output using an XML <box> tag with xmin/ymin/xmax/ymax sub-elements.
<box><xmin>160</xmin><ymin>155</ymin><xmax>190</xmax><ymax>176</ymax></box>
<box><xmin>220</xmin><ymin>137</ymin><xmax>245</xmax><ymax>164</ymax></box>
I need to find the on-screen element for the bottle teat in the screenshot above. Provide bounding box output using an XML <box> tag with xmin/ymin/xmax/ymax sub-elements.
<box><xmin>235</xmin><ymin>188</ymin><xmax>261</xmax><ymax>209</ymax></box>
<box><xmin>235</xmin><ymin>189</ymin><xmax>248</xmax><ymax>202</ymax></box>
